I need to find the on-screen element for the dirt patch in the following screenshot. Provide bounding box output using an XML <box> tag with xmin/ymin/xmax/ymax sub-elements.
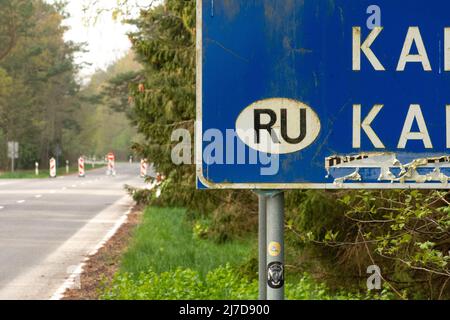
<box><xmin>62</xmin><ymin>205</ymin><xmax>144</xmax><ymax>300</ymax></box>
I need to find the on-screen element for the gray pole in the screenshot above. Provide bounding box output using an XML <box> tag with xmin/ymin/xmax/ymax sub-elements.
<box><xmin>11</xmin><ymin>143</ymin><xmax>15</xmax><ymax>173</ymax></box>
<box><xmin>266</xmin><ymin>191</ymin><xmax>285</xmax><ymax>300</ymax></box>
<box><xmin>258</xmin><ymin>193</ymin><xmax>267</xmax><ymax>300</ymax></box>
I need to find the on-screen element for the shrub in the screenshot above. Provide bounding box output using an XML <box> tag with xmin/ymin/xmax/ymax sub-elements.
<box><xmin>101</xmin><ymin>265</ymin><xmax>257</xmax><ymax>300</ymax></box>
<box><xmin>285</xmin><ymin>190</ymin><xmax>450</xmax><ymax>300</ymax></box>
<box><xmin>101</xmin><ymin>265</ymin><xmax>394</xmax><ymax>300</ymax></box>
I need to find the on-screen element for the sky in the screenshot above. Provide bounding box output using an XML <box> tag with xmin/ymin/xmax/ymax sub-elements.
<box><xmin>46</xmin><ymin>0</ymin><xmax>160</xmax><ymax>83</ymax></box>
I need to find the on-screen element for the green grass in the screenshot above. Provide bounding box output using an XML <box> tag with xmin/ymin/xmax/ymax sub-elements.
<box><xmin>102</xmin><ymin>206</ymin><xmax>396</xmax><ymax>300</ymax></box>
<box><xmin>120</xmin><ymin>207</ymin><xmax>253</xmax><ymax>277</ymax></box>
<box><xmin>0</xmin><ymin>164</ymin><xmax>105</xmax><ymax>179</ymax></box>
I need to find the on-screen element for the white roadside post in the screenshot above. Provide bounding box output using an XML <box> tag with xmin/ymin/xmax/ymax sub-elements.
<box><xmin>140</xmin><ymin>159</ymin><xmax>148</xmax><ymax>178</ymax></box>
<box><xmin>78</xmin><ymin>157</ymin><xmax>85</xmax><ymax>177</ymax></box>
<box><xmin>66</xmin><ymin>160</ymin><xmax>69</xmax><ymax>174</ymax></box>
<box><xmin>49</xmin><ymin>158</ymin><xmax>56</xmax><ymax>178</ymax></box>
<box><xmin>35</xmin><ymin>162</ymin><xmax>39</xmax><ymax>176</ymax></box>
<box><xmin>129</xmin><ymin>156</ymin><xmax>133</xmax><ymax>164</ymax></box>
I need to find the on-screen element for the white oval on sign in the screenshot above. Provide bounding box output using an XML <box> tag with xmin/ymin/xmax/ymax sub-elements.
<box><xmin>235</xmin><ymin>98</ymin><xmax>321</xmax><ymax>154</ymax></box>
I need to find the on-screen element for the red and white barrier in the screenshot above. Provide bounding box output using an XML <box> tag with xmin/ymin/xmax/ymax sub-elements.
<box><xmin>107</xmin><ymin>152</ymin><xmax>115</xmax><ymax>176</ymax></box>
<box><xmin>49</xmin><ymin>158</ymin><xmax>56</xmax><ymax>178</ymax></box>
<box><xmin>140</xmin><ymin>159</ymin><xmax>148</xmax><ymax>178</ymax></box>
<box><xmin>78</xmin><ymin>157</ymin><xmax>85</xmax><ymax>177</ymax></box>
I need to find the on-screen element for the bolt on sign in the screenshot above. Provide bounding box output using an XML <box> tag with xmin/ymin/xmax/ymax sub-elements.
<box><xmin>196</xmin><ymin>0</ymin><xmax>450</xmax><ymax>189</ymax></box>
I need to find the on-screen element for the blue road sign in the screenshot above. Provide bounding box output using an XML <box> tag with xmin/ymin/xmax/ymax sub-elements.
<box><xmin>197</xmin><ymin>0</ymin><xmax>450</xmax><ymax>189</ymax></box>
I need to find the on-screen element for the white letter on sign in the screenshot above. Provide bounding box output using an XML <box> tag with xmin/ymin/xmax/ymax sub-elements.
<box><xmin>398</xmin><ymin>105</ymin><xmax>433</xmax><ymax>149</ymax></box>
<box><xmin>352</xmin><ymin>27</ymin><xmax>385</xmax><ymax>71</ymax></box>
<box><xmin>397</xmin><ymin>27</ymin><xmax>432</xmax><ymax>71</ymax></box>
<box><xmin>353</xmin><ymin>104</ymin><xmax>385</xmax><ymax>149</ymax></box>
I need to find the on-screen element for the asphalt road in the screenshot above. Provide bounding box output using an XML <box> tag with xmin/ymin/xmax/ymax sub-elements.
<box><xmin>0</xmin><ymin>162</ymin><xmax>150</xmax><ymax>300</ymax></box>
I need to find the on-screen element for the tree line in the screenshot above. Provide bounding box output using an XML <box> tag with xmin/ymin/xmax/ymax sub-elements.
<box><xmin>0</xmin><ymin>0</ymin><xmax>138</xmax><ymax>171</ymax></box>
<box><xmin>0</xmin><ymin>0</ymin><xmax>80</xmax><ymax>169</ymax></box>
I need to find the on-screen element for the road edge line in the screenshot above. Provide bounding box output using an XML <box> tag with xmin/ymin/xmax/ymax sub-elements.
<box><xmin>49</xmin><ymin>205</ymin><xmax>133</xmax><ymax>300</ymax></box>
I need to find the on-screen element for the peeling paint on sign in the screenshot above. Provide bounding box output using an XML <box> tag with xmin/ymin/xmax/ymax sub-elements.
<box><xmin>333</xmin><ymin>169</ymin><xmax>362</xmax><ymax>187</ymax></box>
<box><xmin>327</xmin><ymin>153</ymin><xmax>450</xmax><ymax>186</ymax></box>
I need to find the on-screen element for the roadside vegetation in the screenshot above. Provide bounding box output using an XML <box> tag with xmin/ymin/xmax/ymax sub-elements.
<box><xmin>116</xmin><ymin>207</ymin><xmax>252</xmax><ymax>276</ymax></box>
<box><xmin>101</xmin><ymin>207</ymin><xmax>394</xmax><ymax>300</ymax></box>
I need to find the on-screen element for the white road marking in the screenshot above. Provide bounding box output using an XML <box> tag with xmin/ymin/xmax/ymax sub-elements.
<box><xmin>50</xmin><ymin>198</ymin><xmax>134</xmax><ymax>300</ymax></box>
<box><xmin>50</xmin><ymin>190</ymin><xmax>56</xmax><ymax>194</ymax></box>
<box><xmin>71</xmin><ymin>185</ymin><xmax>77</xmax><ymax>188</ymax></box>
<box><xmin>0</xmin><ymin>206</ymin><xmax>4</xmax><ymax>210</ymax></box>
<box><xmin>61</xmin><ymin>187</ymin><xmax>66</xmax><ymax>190</ymax></box>
<box><xmin>17</xmin><ymin>200</ymin><xmax>25</xmax><ymax>204</ymax></box>
<box><xmin>35</xmin><ymin>195</ymin><xmax>42</xmax><ymax>198</ymax></box>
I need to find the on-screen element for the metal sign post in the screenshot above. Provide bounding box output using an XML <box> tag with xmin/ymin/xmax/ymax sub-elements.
<box><xmin>255</xmin><ymin>190</ymin><xmax>284</xmax><ymax>300</ymax></box>
<box><xmin>257</xmin><ymin>192</ymin><xmax>267</xmax><ymax>300</ymax></box>
<box><xmin>7</xmin><ymin>141</ymin><xmax>19</xmax><ymax>173</ymax></box>
<box><xmin>266</xmin><ymin>191</ymin><xmax>284</xmax><ymax>300</ymax></box>
<box><xmin>11</xmin><ymin>150</ymin><xmax>14</xmax><ymax>173</ymax></box>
